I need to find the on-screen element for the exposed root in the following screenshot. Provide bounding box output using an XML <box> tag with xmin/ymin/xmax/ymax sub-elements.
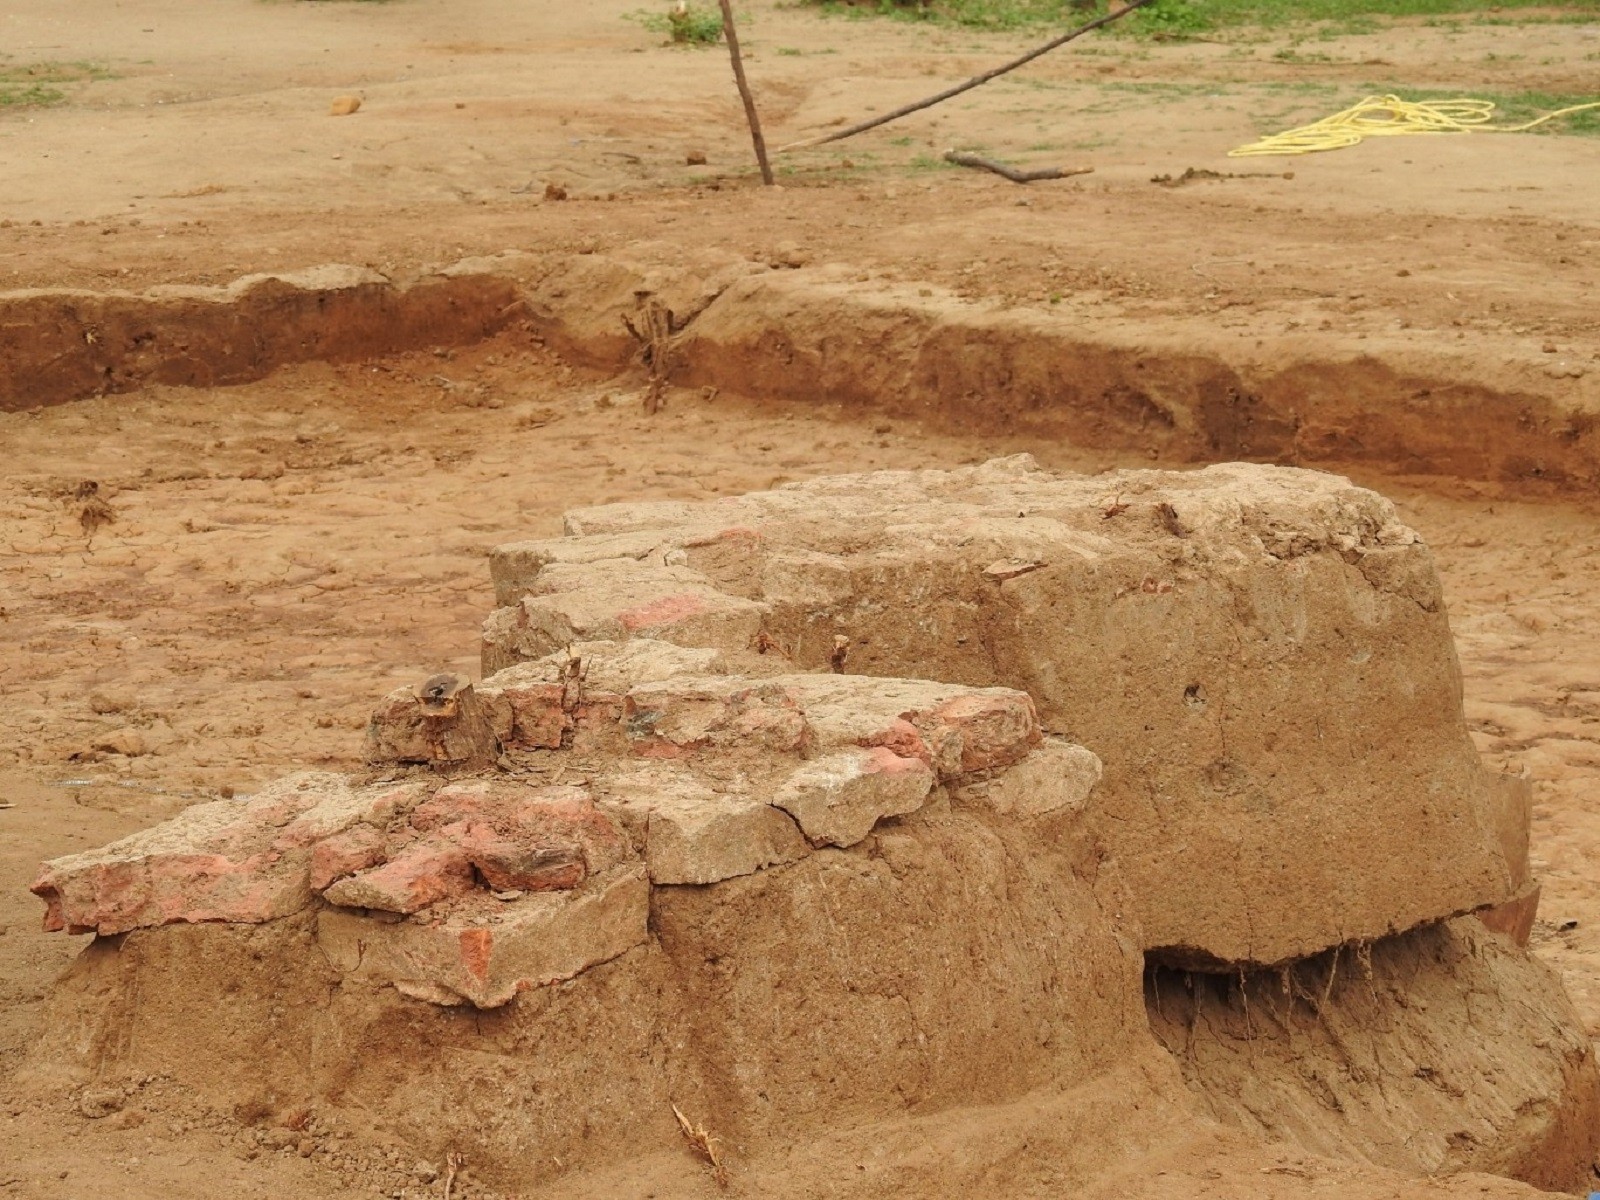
<box><xmin>1319</xmin><ymin>943</ymin><xmax>1341</xmax><ymax>1013</ymax></box>
<box><xmin>672</xmin><ymin>1103</ymin><xmax>729</xmax><ymax>1187</ymax></box>
<box><xmin>622</xmin><ymin>294</ymin><xmax>676</xmax><ymax>414</ymax></box>
<box><xmin>74</xmin><ymin>480</ymin><xmax>115</xmax><ymax>538</ymax></box>
<box><xmin>442</xmin><ymin>1150</ymin><xmax>464</xmax><ymax>1200</ymax></box>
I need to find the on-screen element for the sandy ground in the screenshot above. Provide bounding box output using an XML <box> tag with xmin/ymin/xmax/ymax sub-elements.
<box><xmin>3</xmin><ymin>0</ymin><xmax>1600</xmax><ymax>1196</ymax></box>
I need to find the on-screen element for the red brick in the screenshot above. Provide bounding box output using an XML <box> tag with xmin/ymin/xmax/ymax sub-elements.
<box><xmin>309</xmin><ymin>825</ymin><xmax>387</xmax><ymax>892</ymax></box>
<box><xmin>320</xmin><ymin>840</ymin><xmax>475</xmax><ymax>914</ymax></box>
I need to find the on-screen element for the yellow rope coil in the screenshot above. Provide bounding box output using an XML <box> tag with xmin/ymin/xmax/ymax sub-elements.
<box><xmin>1229</xmin><ymin>93</ymin><xmax>1600</xmax><ymax>157</ymax></box>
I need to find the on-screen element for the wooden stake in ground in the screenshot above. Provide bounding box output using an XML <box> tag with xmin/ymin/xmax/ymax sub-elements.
<box><xmin>779</xmin><ymin>0</ymin><xmax>1155</xmax><ymax>152</ymax></box>
<box><xmin>716</xmin><ymin>0</ymin><xmax>774</xmax><ymax>185</ymax></box>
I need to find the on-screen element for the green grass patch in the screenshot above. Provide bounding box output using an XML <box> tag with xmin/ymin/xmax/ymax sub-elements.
<box><xmin>799</xmin><ymin>0</ymin><xmax>1600</xmax><ymax>39</ymax></box>
<box><xmin>0</xmin><ymin>60</ymin><xmax>111</xmax><ymax>109</ymax></box>
<box><xmin>1238</xmin><ymin>85</ymin><xmax>1600</xmax><ymax>137</ymax></box>
<box><xmin>624</xmin><ymin>3</ymin><xmax>726</xmax><ymax>45</ymax></box>
<box><xmin>1377</xmin><ymin>87</ymin><xmax>1600</xmax><ymax>135</ymax></box>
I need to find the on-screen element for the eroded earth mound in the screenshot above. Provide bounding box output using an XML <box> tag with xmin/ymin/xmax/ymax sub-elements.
<box><xmin>24</xmin><ymin>457</ymin><xmax>1600</xmax><ymax>1197</ymax></box>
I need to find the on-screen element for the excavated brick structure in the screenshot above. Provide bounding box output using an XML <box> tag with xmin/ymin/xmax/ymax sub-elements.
<box><xmin>484</xmin><ymin>455</ymin><xmax>1533</xmax><ymax>967</ymax></box>
<box><xmin>25</xmin><ymin>457</ymin><xmax>1600</xmax><ymax>1196</ymax></box>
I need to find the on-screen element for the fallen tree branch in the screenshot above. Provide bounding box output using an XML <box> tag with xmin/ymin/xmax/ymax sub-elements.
<box><xmin>944</xmin><ymin>151</ymin><xmax>1093</xmax><ymax>183</ymax></box>
<box><xmin>777</xmin><ymin>0</ymin><xmax>1156</xmax><ymax>152</ymax></box>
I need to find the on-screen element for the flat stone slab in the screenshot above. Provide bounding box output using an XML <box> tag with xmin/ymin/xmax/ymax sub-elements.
<box><xmin>598</xmin><ymin>764</ymin><xmax>811</xmax><ymax>885</ymax></box>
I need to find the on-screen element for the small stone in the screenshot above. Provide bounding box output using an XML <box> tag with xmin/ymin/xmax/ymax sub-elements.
<box><xmin>769</xmin><ymin>240</ymin><xmax>809</xmax><ymax>269</ymax></box>
<box><xmin>544</xmin><ymin>182</ymin><xmax>568</xmax><ymax>201</ymax></box>
<box><xmin>329</xmin><ymin>96</ymin><xmax>361</xmax><ymax>116</ymax></box>
<box><xmin>88</xmin><ymin>688</ymin><xmax>137</xmax><ymax>715</ymax></box>
<box><xmin>686</xmin><ymin>149</ymin><xmax>708</xmax><ymax>166</ymax></box>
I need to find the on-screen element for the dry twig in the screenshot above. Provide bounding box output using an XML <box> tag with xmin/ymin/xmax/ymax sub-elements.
<box><xmin>672</xmin><ymin>1103</ymin><xmax>728</xmax><ymax>1187</ymax></box>
<box><xmin>944</xmin><ymin>152</ymin><xmax>1092</xmax><ymax>183</ymax></box>
<box><xmin>829</xmin><ymin>634</ymin><xmax>850</xmax><ymax>674</ymax></box>
<box><xmin>74</xmin><ymin>480</ymin><xmax>115</xmax><ymax>538</ymax></box>
<box><xmin>442</xmin><ymin>1150</ymin><xmax>464</xmax><ymax>1200</ymax></box>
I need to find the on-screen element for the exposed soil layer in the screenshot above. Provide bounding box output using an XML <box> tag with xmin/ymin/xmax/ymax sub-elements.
<box><xmin>5</xmin><ymin>345</ymin><xmax>1600</xmax><ymax>1198</ymax></box>
<box><xmin>1149</xmin><ymin>919</ymin><xmax>1600</xmax><ymax>1192</ymax></box>
<box><xmin>11</xmin><ymin>251</ymin><xmax>1599</xmax><ymax>492</ymax></box>
<box><xmin>0</xmin><ymin>268</ymin><xmax>520</xmax><ymax>412</ymax></box>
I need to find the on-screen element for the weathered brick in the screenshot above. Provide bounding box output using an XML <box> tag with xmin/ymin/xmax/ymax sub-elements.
<box><xmin>316</xmin><ymin>867</ymin><xmax>649</xmax><ymax>1008</ymax></box>
<box><xmin>623</xmin><ymin>679</ymin><xmax>810</xmax><ymax>759</ymax></box>
<box><xmin>308</xmin><ymin>824</ymin><xmax>388</xmax><ymax>892</ymax></box>
<box><xmin>30</xmin><ymin>772</ymin><xmax>348</xmax><ymax>935</ymax></box>
<box><xmin>321</xmin><ymin>839</ymin><xmax>475</xmax><ymax>914</ymax></box>
<box><xmin>772</xmin><ymin>747</ymin><xmax>934</xmax><ymax>848</ymax></box>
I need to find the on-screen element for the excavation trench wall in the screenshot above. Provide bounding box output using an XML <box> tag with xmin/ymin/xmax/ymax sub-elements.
<box><xmin>0</xmin><ymin>264</ymin><xmax>521</xmax><ymax>411</ymax></box>
<box><xmin>3</xmin><ymin>251</ymin><xmax>1598</xmax><ymax>492</ymax></box>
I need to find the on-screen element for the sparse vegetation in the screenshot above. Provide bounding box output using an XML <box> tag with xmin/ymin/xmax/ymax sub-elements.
<box><xmin>626</xmin><ymin>2</ymin><xmax>726</xmax><ymax>45</ymax></box>
<box><xmin>1374</xmin><ymin>87</ymin><xmax>1600</xmax><ymax>136</ymax></box>
<box><xmin>0</xmin><ymin>59</ymin><xmax>109</xmax><ymax>109</ymax></box>
<box><xmin>804</xmin><ymin>0</ymin><xmax>1600</xmax><ymax>38</ymax></box>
